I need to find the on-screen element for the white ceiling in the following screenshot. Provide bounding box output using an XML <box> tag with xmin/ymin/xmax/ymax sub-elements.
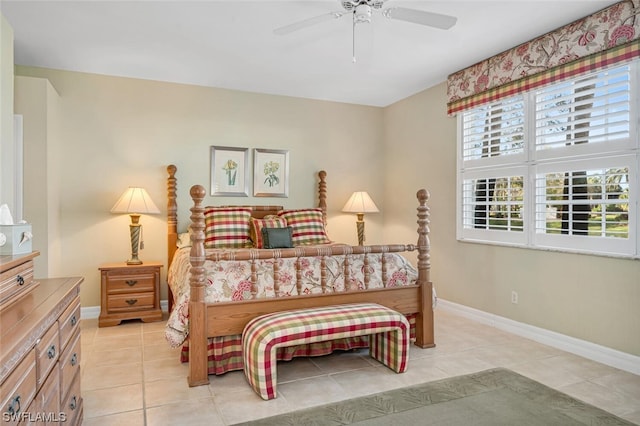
<box><xmin>1</xmin><ymin>0</ymin><xmax>615</xmax><ymax>107</ymax></box>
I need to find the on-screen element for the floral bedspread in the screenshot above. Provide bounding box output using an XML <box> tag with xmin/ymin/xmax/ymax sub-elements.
<box><xmin>165</xmin><ymin>246</ymin><xmax>419</xmax><ymax>348</ymax></box>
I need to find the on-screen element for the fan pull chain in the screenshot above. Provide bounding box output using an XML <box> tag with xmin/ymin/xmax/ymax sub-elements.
<box><xmin>352</xmin><ymin>18</ymin><xmax>357</xmax><ymax>63</ymax></box>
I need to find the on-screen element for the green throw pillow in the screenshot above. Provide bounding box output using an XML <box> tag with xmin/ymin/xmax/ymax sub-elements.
<box><xmin>261</xmin><ymin>227</ymin><xmax>293</xmax><ymax>249</ymax></box>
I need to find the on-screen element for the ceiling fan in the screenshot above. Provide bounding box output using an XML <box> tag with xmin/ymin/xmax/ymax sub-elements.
<box><xmin>273</xmin><ymin>1</ymin><xmax>457</xmax><ymax>61</ymax></box>
<box><xmin>274</xmin><ymin>0</ymin><xmax>457</xmax><ymax>35</ymax></box>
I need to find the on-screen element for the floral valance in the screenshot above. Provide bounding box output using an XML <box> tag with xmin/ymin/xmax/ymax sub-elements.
<box><xmin>447</xmin><ymin>0</ymin><xmax>640</xmax><ymax>115</ymax></box>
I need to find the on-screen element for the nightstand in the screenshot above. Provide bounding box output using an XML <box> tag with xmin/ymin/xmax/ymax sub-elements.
<box><xmin>98</xmin><ymin>262</ymin><xmax>163</xmax><ymax>327</ymax></box>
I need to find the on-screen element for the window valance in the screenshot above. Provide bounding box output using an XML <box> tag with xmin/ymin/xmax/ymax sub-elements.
<box><xmin>447</xmin><ymin>0</ymin><xmax>640</xmax><ymax>115</ymax></box>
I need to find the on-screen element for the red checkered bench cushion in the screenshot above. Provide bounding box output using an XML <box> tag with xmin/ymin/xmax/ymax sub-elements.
<box><xmin>242</xmin><ymin>303</ymin><xmax>410</xmax><ymax>400</ymax></box>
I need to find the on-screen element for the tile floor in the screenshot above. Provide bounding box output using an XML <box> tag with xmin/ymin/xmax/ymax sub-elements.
<box><xmin>80</xmin><ymin>309</ymin><xmax>640</xmax><ymax>425</ymax></box>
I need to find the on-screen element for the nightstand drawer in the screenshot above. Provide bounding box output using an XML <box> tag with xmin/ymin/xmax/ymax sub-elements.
<box><xmin>104</xmin><ymin>273</ymin><xmax>155</xmax><ymax>294</ymax></box>
<box><xmin>107</xmin><ymin>292</ymin><xmax>155</xmax><ymax>311</ymax></box>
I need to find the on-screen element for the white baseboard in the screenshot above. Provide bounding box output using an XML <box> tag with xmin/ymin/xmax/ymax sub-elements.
<box><xmin>437</xmin><ymin>298</ymin><xmax>640</xmax><ymax>376</ymax></box>
<box><xmin>81</xmin><ymin>300</ymin><xmax>169</xmax><ymax>320</ymax></box>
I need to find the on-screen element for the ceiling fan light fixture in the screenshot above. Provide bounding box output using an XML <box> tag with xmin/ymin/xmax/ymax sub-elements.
<box><xmin>354</xmin><ymin>4</ymin><xmax>372</xmax><ymax>24</ymax></box>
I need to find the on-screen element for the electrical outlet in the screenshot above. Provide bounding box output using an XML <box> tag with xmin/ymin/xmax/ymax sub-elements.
<box><xmin>511</xmin><ymin>291</ymin><xmax>518</xmax><ymax>304</ymax></box>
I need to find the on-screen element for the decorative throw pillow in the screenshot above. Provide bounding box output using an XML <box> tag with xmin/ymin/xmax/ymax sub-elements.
<box><xmin>176</xmin><ymin>232</ymin><xmax>191</xmax><ymax>248</ymax></box>
<box><xmin>250</xmin><ymin>216</ymin><xmax>287</xmax><ymax>249</ymax></box>
<box><xmin>203</xmin><ymin>207</ymin><xmax>253</xmax><ymax>249</ymax></box>
<box><xmin>261</xmin><ymin>227</ymin><xmax>294</xmax><ymax>249</ymax></box>
<box><xmin>277</xmin><ymin>208</ymin><xmax>331</xmax><ymax>246</ymax></box>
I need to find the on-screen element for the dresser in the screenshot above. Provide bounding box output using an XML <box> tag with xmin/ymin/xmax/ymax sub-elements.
<box><xmin>98</xmin><ymin>262</ymin><xmax>163</xmax><ymax>327</ymax></box>
<box><xmin>0</xmin><ymin>252</ymin><xmax>83</xmax><ymax>425</ymax></box>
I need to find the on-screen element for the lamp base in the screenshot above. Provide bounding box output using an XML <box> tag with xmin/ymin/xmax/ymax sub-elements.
<box><xmin>356</xmin><ymin>213</ymin><xmax>365</xmax><ymax>246</ymax></box>
<box><xmin>128</xmin><ymin>215</ymin><xmax>144</xmax><ymax>265</ymax></box>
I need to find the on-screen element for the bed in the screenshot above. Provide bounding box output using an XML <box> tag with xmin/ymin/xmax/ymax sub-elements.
<box><xmin>164</xmin><ymin>164</ymin><xmax>435</xmax><ymax>387</ymax></box>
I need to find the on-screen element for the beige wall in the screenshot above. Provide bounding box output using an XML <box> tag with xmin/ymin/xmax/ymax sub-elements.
<box><xmin>14</xmin><ymin>66</ymin><xmax>386</xmax><ymax>308</ymax></box>
<box><xmin>383</xmin><ymin>82</ymin><xmax>640</xmax><ymax>357</ymax></box>
<box><xmin>1</xmin><ymin>14</ymin><xmax>14</xmax><ymax>213</ymax></box>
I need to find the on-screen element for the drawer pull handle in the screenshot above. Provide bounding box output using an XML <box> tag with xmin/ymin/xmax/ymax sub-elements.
<box><xmin>71</xmin><ymin>353</ymin><xmax>78</xmax><ymax>366</ymax></box>
<box><xmin>125</xmin><ymin>299</ymin><xmax>138</xmax><ymax>305</ymax></box>
<box><xmin>7</xmin><ymin>395</ymin><xmax>21</xmax><ymax>415</ymax></box>
<box><xmin>126</xmin><ymin>280</ymin><xmax>138</xmax><ymax>286</ymax></box>
<box><xmin>70</xmin><ymin>315</ymin><xmax>78</xmax><ymax>326</ymax></box>
<box><xmin>69</xmin><ymin>396</ymin><xmax>77</xmax><ymax>411</ymax></box>
<box><xmin>16</xmin><ymin>275</ymin><xmax>24</xmax><ymax>286</ymax></box>
<box><xmin>47</xmin><ymin>345</ymin><xmax>56</xmax><ymax>359</ymax></box>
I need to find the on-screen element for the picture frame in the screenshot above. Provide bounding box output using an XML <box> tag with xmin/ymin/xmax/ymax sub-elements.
<box><xmin>253</xmin><ymin>148</ymin><xmax>289</xmax><ymax>197</ymax></box>
<box><xmin>210</xmin><ymin>146</ymin><xmax>249</xmax><ymax>196</ymax></box>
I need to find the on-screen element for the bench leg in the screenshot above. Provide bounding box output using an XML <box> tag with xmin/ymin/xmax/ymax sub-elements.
<box><xmin>244</xmin><ymin>342</ymin><xmax>278</xmax><ymax>400</ymax></box>
<box><xmin>369</xmin><ymin>327</ymin><xmax>409</xmax><ymax>373</ymax></box>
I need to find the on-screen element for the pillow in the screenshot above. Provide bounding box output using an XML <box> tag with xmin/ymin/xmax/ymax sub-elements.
<box><xmin>277</xmin><ymin>208</ymin><xmax>330</xmax><ymax>246</ymax></box>
<box><xmin>176</xmin><ymin>232</ymin><xmax>191</xmax><ymax>248</ymax></box>
<box><xmin>250</xmin><ymin>216</ymin><xmax>288</xmax><ymax>249</ymax></box>
<box><xmin>261</xmin><ymin>227</ymin><xmax>294</xmax><ymax>249</ymax></box>
<box><xmin>204</xmin><ymin>207</ymin><xmax>253</xmax><ymax>249</ymax></box>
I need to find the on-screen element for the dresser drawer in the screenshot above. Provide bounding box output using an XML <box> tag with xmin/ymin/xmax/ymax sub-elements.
<box><xmin>35</xmin><ymin>323</ymin><xmax>59</xmax><ymax>389</ymax></box>
<box><xmin>0</xmin><ymin>259</ymin><xmax>37</xmax><ymax>307</ymax></box>
<box><xmin>60</xmin><ymin>371</ymin><xmax>81</xmax><ymax>426</ymax></box>
<box><xmin>0</xmin><ymin>349</ymin><xmax>36</xmax><ymax>425</ymax></box>
<box><xmin>105</xmin><ymin>271</ymin><xmax>155</xmax><ymax>294</ymax></box>
<box><xmin>26</xmin><ymin>365</ymin><xmax>60</xmax><ymax>425</ymax></box>
<box><xmin>59</xmin><ymin>330</ymin><xmax>81</xmax><ymax>399</ymax></box>
<box><xmin>107</xmin><ymin>292</ymin><xmax>155</xmax><ymax>311</ymax></box>
<box><xmin>58</xmin><ymin>299</ymin><xmax>80</xmax><ymax>351</ymax></box>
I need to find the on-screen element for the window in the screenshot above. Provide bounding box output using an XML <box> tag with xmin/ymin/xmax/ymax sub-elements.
<box><xmin>458</xmin><ymin>62</ymin><xmax>639</xmax><ymax>258</ymax></box>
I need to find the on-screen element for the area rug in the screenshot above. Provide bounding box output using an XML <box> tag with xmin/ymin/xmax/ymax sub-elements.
<box><xmin>234</xmin><ymin>368</ymin><xmax>636</xmax><ymax>426</ymax></box>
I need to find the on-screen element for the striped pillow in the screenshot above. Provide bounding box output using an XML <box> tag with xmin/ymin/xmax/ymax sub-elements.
<box><xmin>250</xmin><ymin>216</ymin><xmax>288</xmax><ymax>248</ymax></box>
<box><xmin>204</xmin><ymin>207</ymin><xmax>253</xmax><ymax>249</ymax></box>
<box><xmin>277</xmin><ymin>208</ymin><xmax>330</xmax><ymax>246</ymax></box>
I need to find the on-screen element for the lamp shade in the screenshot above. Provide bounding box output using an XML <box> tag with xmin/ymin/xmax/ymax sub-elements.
<box><xmin>111</xmin><ymin>187</ymin><xmax>160</xmax><ymax>215</ymax></box>
<box><xmin>342</xmin><ymin>191</ymin><xmax>379</xmax><ymax>214</ymax></box>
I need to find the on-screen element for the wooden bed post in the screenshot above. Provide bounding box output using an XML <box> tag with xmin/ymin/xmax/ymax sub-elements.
<box><xmin>318</xmin><ymin>170</ymin><xmax>327</xmax><ymax>224</ymax></box>
<box><xmin>415</xmin><ymin>189</ymin><xmax>435</xmax><ymax>348</ymax></box>
<box><xmin>188</xmin><ymin>184</ymin><xmax>209</xmax><ymax>386</ymax></box>
<box><xmin>167</xmin><ymin>165</ymin><xmax>178</xmax><ymax>313</ymax></box>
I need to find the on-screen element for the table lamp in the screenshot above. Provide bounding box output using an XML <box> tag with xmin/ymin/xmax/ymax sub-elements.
<box><xmin>342</xmin><ymin>191</ymin><xmax>379</xmax><ymax>245</ymax></box>
<box><xmin>111</xmin><ymin>187</ymin><xmax>160</xmax><ymax>265</ymax></box>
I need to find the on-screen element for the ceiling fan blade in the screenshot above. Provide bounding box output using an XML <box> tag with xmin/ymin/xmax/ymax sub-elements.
<box><xmin>383</xmin><ymin>7</ymin><xmax>457</xmax><ymax>30</ymax></box>
<box><xmin>273</xmin><ymin>11</ymin><xmax>346</xmax><ymax>35</ymax></box>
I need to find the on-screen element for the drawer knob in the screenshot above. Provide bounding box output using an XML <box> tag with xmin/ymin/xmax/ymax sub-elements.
<box><xmin>125</xmin><ymin>299</ymin><xmax>138</xmax><ymax>306</ymax></box>
<box><xmin>47</xmin><ymin>345</ymin><xmax>56</xmax><ymax>359</ymax></box>
<box><xmin>16</xmin><ymin>275</ymin><xmax>24</xmax><ymax>286</ymax></box>
<box><xmin>126</xmin><ymin>280</ymin><xmax>138</xmax><ymax>286</ymax></box>
<box><xmin>71</xmin><ymin>353</ymin><xmax>78</xmax><ymax>367</ymax></box>
<box><xmin>7</xmin><ymin>395</ymin><xmax>21</xmax><ymax>415</ymax></box>
<box><xmin>70</xmin><ymin>315</ymin><xmax>78</xmax><ymax>326</ymax></box>
<box><xmin>69</xmin><ymin>395</ymin><xmax>77</xmax><ymax>411</ymax></box>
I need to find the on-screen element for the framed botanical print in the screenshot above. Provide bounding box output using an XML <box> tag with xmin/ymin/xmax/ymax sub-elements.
<box><xmin>210</xmin><ymin>146</ymin><xmax>249</xmax><ymax>196</ymax></box>
<box><xmin>253</xmin><ymin>148</ymin><xmax>289</xmax><ymax>197</ymax></box>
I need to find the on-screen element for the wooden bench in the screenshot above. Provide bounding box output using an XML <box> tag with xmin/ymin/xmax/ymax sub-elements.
<box><xmin>241</xmin><ymin>303</ymin><xmax>410</xmax><ymax>400</ymax></box>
